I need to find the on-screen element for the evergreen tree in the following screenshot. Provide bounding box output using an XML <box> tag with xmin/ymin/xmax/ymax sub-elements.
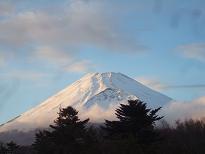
<box><xmin>33</xmin><ymin>106</ymin><xmax>89</xmax><ymax>154</ymax></box>
<box><xmin>103</xmin><ymin>100</ymin><xmax>163</xmax><ymax>144</ymax></box>
<box><xmin>0</xmin><ymin>142</ymin><xmax>8</xmax><ymax>154</ymax></box>
<box><xmin>6</xmin><ymin>141</ymin><xmax>19</xmax><ymax>154</ymax></box>
<box><xmin>33</xmin><ymin>130</ymin><xmax>54</xmax><ymax>154</ymax></box>
<box><xmin>50</xmin><ymin>107</ymin><xmax>89</xmax><ymax>147</ymax></box>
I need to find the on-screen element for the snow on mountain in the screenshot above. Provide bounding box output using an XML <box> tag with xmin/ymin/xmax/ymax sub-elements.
<box><xmin>0</xmin><ymin>72</ymin><xmax>172</xmax><ymax>133</ymax></box>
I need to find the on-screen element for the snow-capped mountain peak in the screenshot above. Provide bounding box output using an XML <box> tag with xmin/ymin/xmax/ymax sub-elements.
<box><xmin>0</xmin><ymin>72</ymin><xmax>172</xmax><ymax>133</ymax></box>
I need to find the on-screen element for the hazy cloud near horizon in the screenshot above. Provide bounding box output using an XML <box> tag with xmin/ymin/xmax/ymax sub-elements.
<box><xmin>162</xmin><ymin>96</ymin><xmax>205</xmax><ymax>123</ymax></box>
<box><xmin>78</xmin><ymin>96</ymin><xmax>205</xmax><ymax>125</ymax></box>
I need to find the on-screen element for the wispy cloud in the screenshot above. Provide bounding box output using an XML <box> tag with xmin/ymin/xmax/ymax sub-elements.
<box><xmin>33</xmin><ymin>45</ymin><xmax>94</xmax><ymax>74</ymax></box>
<box><xmin>162</xmin><ymin>96</ymin><xmax>205</xmax><ymax>123</ymax></box>
<box><xmin>33</xmin><ymin>46</ymin><xmax>74</xmax><ymax>66</ymax></box>
<box><xmin>0</xmin><ymin>0</ymin><xmax>144</xmax><ymax>52</ymax></box>
<box><xmin>136</xmin><ymin>77</ymin><xmax>205</xmax><ymax>91</ymax></box>
<box><xmin>177</xmin><ymin>43</ymin><xmax>205</xmax><ymax>62</ymax></box>
<box><xmin>166</xmin><ymin>84</ymin><xmax>205</xmax><ymax>89</ymax></box>
<box><xmin>0</xmin><ymin>2</ymin><xmax>14</xmax><ymax>16</ymax></box>
<box><xmin>0</xmin><ymin>0</ymin><xmax>144</xmax><ymax>75</ymax></box>
<box><xmin>64</xmin><ymin>60</ymin><xmax>93</xmax><ymax>73</ymax></box>
<box><xmin>136</xmin><ymin>77</ymin><xmax>166</xmax><ymax>91</ymax></box>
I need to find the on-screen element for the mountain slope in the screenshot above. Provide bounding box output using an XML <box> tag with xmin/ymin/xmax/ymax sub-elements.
<box><xmin>0</xmin><ymin>72</ymin><xmax>172</xmax><ymax>133</ymax></box>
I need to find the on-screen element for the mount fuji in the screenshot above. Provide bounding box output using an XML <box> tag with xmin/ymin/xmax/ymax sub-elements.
<box><xmin>0</xmin><ymin>72</ymin><xmax>172</xmax><ymax>135</ymax></box>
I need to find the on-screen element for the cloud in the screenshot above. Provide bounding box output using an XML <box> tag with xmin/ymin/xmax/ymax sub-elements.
<box><xmin>166</xmin><ymin>84</ymin><xmax>205</xmax><ymax>89</ymax></box>
<box><xmin>79</xmin><ymin>95</ymin><xmax>205</xmax><ymax>124</ymax></box>
<box><xmin>0</xmin><ymin>0</ymin><xmax>144</xmax><ymax>52</ymax></box>
<box><xmin>79</xmin><ymin>96</ymin><xmax>205</xmax><ymax>124</ymax></box>
<box><xmin>0</xmin><ymin>0</ymin><xmax>144</xmax><ymax>75</ymax></box>
<box><xmin>33</xmin><ymin>45</ymin><xmax>94</xmax><ymax>73</ymax></box>
<box><xmin>64</xmin><ymin>60</ymin><xmax>93</xmax><ymax>73</ymax></box>
<box><xmin>79</xmin><ymin>103</ymin><xmax>117</xmax><ymax>123</ymax></box>
<box><xmin>136</xmin><ymin>77</ymin><xmax>166</xmax><ymax>91</ymax></box>
<box><xmin>136</xmin><ymin>77</ymin><xmax>205</xmax><ymax>91</ymax></box>
<box><xmin>177</xmin><ymin>43</ymin><xmax>205</xmax><ymax>62</ymax></box>
<box><xmin>33</xmin><ymin>46</ymin><xmax>74</xmax><ymax>66</ymax></box>
<box><xmin>162</xmin><ymin>96</ymin><xmax>205</xmax><ymax>123</ymax></box>
<box><xmin>0</xmin><ymin>2</ymin><xmax>14</xmax><ymax>16</ymax></box>
<box><xmin>0</xmin><ymin>11</ymin><xmax>58</xmax><ymax>46</ymax></box>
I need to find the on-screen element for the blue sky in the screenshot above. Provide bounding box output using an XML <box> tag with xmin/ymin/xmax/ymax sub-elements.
<box><xmin>0</xmin><ymin>0</ymin><xmax>205</xmax><ymax>124</ymax></box>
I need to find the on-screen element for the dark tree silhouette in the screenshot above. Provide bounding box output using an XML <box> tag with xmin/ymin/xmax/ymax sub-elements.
<box><xmin>33</xmin><ymin>130</ymin><xmax>54</xmax><ymax>154</ymax></box>
<box><xmin>50</xmin><ymin>106</ymin><xmax>89</xmax><ymax>132</ymax></box>
<box><xmin>103</xmin><ymin>100</ymin><xmax>163</xmax><ymax>144</ymax></box>
<box><xmin>33</xmin><ymin>106</ymin><xmax>89</xmax><ymax>154</ymax></box>
<box><xmin>6</xmin><ymin>141</ymin><xmax>19</xmax><ymax>154</ymax></box>
<box><xmin>0</xmin><ymin>142</ymin><xmax>7</xmax><ymax>154</ymax></box>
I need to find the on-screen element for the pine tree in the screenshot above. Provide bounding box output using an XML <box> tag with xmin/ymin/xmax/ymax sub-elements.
<box><xmin>103</xmin><ymin>100</ymin><xmax>163</xmax><ymax>144</ymax></box>
<box><xmin>33</xmin><ymin>106</ymin><xmax>89</xmax><ymax>154</ymax></box>
<box><xmin>33</xmin><ymin>130</ymin><xmax>54</xmax><ymax>154</ymax></box>
<box><xmin>6</xmin><ymin>141</ymin><xmax>19</xmax><ymax>154</ymax></box>
<box><xmin>50</xmin><ymin>107</ymin><xmax>89</xmax><ymax>146</ymax></box>
<box><xmin>0</xmin><ymin>142</ymin><xmax>8</xmax><ymax>154</ymax></box>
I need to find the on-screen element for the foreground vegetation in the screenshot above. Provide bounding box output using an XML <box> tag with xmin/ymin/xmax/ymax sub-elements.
<box><xmin>1</xmin><ymin>100</ymin><xmax>205</xmax><ymax>154</ymax></box>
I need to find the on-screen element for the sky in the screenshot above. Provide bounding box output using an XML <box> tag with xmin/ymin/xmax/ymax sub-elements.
<box><xmin>0</xmin><ymin>0</ymin><xmax>205</xmax><ymax>124</ymax></box>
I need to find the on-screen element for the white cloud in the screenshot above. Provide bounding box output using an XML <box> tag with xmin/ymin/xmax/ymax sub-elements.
<box><xmin>64</xmin><ymin>60</ymin><xmax>93</xmax><ymax>73</ymax></box>
<box><xmin>0</xmin><ymin>0</ymin><xmax>144</xmax><ymax>75</ymax></box>
<box><xmin>177</xmin><ymin>43</ymin><xmax>205</xmax><ymax>62</ymax></box>
<box><xmin>33</xmin><ymin>45</ymin><xmax>94</xmax><ymax>73</ymax></box>
<box><xmin>0</xmin><ymin>11</ymin><xmax>59</xmax><ymax>46</ymax></box>
<box><xmin>34</xmin><ymin>46</ymin><xmax>73</xmax><ymax>66</ymax></box>
<box><xmin>79</xmin><ymin>103</ymin><xmax>117</xmax><ymax>123</ymax></box>
<box><xmin>0</xmin><ymin>0</ymin><xmax>144</xmax><ymax>52</ymax></box>
<box><xmin>0</xmin><ymin>2</ymin><xmax>14</xmax><ymax>16</ymax></box>
<box><xmin>136</xmin><ymin>77</ymin><xmax>166</xmax><ymax>91</ymax></box>
<box><xmin>162</xmin><ymin>96</ymin><xmax>205</xmax><ymax>123</ymax></box>
<box><xmin>79</xmin><ymin>96</ymin><xmax>205</xmax><ymax>124</ymax></box>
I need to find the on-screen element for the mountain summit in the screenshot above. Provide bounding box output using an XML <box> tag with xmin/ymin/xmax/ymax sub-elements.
<box><xmin>0</xmin><ymin>72</ymin><xmax>172</xmax><ymax>133</ymax></box>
